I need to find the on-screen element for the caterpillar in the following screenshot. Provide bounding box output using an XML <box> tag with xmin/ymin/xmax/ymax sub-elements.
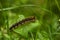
<box><xmin>10</xmin><ymin>16</ymin><xmax>35</xmax><ymax>30</ymax></box>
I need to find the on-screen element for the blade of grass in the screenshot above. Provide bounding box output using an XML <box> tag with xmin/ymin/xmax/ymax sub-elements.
<box><xmin>30</xmin><ymin>32</ymin><xmax>34</xmax><ymax>40</ymax></box>
<box><xmin>0</xmin><ymin>5</ymin><xmax>36</xmax><ymax>11</ymax></box>
<box><xmin>48</xmin><ymin>25</ymin><xmax>53</xmax><ymax>40</ymax></box>
<box><xmin>55</xmin><ymin>0</ymin><xmax>60</xmax><ymax>10</ymax></box>
<box><xmin>0</xmin><ymin>2</ymin><xmax>5</xmax><ymax>40</ymax></box>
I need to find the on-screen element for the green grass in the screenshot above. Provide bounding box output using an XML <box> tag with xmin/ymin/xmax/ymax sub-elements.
<box><xmin>0</xmin><ymin>0</ymin><xmax>60</xmax><ymax>40</ymax></box>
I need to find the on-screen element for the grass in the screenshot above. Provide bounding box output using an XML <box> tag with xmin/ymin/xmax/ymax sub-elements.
<box><xmin>0</xmin><ymin>0</ymin><xmax>60</xmax><ymax>40</ymax></box>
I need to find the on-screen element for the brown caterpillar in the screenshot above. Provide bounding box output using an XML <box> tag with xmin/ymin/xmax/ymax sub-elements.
<box><xmin>10</xmin><ymin>16</ymin><xmax>35</xmax><ymax>30</ymax></box>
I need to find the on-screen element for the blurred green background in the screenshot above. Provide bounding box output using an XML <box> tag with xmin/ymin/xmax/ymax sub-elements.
<box><xmin>0</xmin><ymin>0</ymin><xmax>60</xmax><ymax>40</ymax></box>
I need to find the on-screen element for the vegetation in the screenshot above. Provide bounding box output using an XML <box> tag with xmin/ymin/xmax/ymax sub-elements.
<box><xmin>0</xmin><ymin>0</ymin><xmax>60</xmax><ymax>40</ymax></box>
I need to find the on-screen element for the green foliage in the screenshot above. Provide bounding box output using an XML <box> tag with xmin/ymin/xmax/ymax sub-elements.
<box><xmin>0</xmin><ymin>0</ymin><xmax>60</xmax><ymax>40</ymax></box>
